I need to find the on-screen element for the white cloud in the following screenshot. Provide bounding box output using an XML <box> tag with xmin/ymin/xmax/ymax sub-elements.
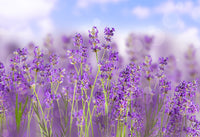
<box><xmin>155</xmin><ymin>1</ymin><xmax>193</xmax><ymax>14</ymax></box>
<box><xmin>77</xmin><ymin>0</ymin><xmax>124</xmax><ymax>8</ymax></box>
<box><xmin>132</xmin><ymin>6</ymin><xmax>150</xmax><ymax>19</ymax></box>
<box><xmin>0</xmin><ymin>0</ymin><xmax>56</xmax><ymax>24</ymax></box>
<box><xmin>0</xmin><ymin>0</ymin><xmax>57</xmax><ymax>44</ymax></box>
<box><xmin>155</xmin><ymin>0</ymin><xmax>200</xmax><ymax>20</ymax></box>
<box><xmin>37</xmin><ymin>18</ymin><xmax>55</xmax><ymax>36</ymax></box>
<box><xmin>176</xmin><ymin>27</ymin><xmax>200</xmax><ymax>47</ymax></box>
<box><xmin>162</xmin><ymin>14</ymin><xmax>185</xmax><ymax>29</ymax></box>
<box><xmin>130</xmin><ymin>1</ymin><xmax>200</xmax><ymax>31</ymax></box>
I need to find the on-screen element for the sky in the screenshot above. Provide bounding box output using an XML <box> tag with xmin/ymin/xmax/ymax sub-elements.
<box><xmin>1</xmin><ymin>0</ymin><xmax>200</xmax><ymax>53</ymax></box>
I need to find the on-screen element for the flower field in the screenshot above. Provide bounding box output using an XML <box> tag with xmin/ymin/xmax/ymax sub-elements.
<box><xmin>0</xmin><ymin>26</ymin><xmax>200</xmax><ymax>137</ymax></box>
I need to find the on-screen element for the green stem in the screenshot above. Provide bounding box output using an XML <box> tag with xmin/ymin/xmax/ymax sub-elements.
<box><xmin>160</xmin><ymin>96</ymin><xmax>166</xmax><ymax>136</ymax></box>
<box><xmin>87</xmin><ymin>106</ymin><xmax>95</xmax><ymax>137</ymax></box>
<box><xmin>69</xmin><ymin>81</ymin><xmax>77</xmax><ymax>137</ymax></box>
<box><xmin>34</xmin><ymin>71</ymin><xmax>47</xmax><ymax>137</ymax></box>
<box><xmin>101</xmin><ymin>49</ymin><xmax>106</xmax><ymax>61</ymax></box>
<box><xmin>85</xmin><ymin>64</ymin><xmax>100</xmax><ymax>134</ymax></box>
<box><xmin>116</xmin><ymin>120</ymin><xmax>120</xmax><ymax>137</ymax></box>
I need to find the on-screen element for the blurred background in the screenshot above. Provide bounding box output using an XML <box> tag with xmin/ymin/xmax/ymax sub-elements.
<box><xmin>0</xmin><ymin>0</ymin><xmax>200</xmax><ymax>63</ymax></box>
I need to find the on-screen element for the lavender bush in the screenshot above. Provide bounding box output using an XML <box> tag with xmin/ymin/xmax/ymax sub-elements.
<box><xmin>0</xmin><ymin>26</ymin><xmax>200</xmax><ymax>137</ymax></box>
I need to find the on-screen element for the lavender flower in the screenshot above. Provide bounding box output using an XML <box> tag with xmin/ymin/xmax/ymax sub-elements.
<box><xmin>89</xmin><ymin>26</ymin><xmax>101</xmax><ymax>52</ymax></box>
<box><xmin>104</xmin><ymin>27</ymin><xmax>115</xmax><ymax>42</ymax></box>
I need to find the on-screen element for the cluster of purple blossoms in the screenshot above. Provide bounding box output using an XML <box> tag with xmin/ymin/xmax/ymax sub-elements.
<box><xmin>67</xmin><ymin>33</ymin><xmax>88</xmax><ymax>64</ymax></box>
<box><xmin>89</xmin><ymin>26</ymin><xmax>101</xmax><ymax>52</ymax></box>
<box><xmin>143</xmin><ymin>55</ymin><xmax>154</xmax><ymax>81</ymax></box>
<box><xmin>164</xmin><ymin>80</ymin><xmax>199</xmax><ymax>136</ymax></box>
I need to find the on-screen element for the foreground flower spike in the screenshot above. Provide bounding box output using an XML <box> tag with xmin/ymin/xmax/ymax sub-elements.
<box><xmin>73</xmin><ymin>33</ymin><xmax>83</xmax><ymax>47</ymax></box>
<box><xmin>32</xmin><ymin>46</ymin><xmax>44</xmax><ymax>72</ymax></box>
<box><xmin>102</xmin><ymin>27</ymin><xmax>115</xmax><ymax>50</ymax></box>
<box><xmin>143</xmin><ymin>55</ymin><xmax>154</xmax><ymax>81</ymax></box>
<box><xmin>49</xmin><ymin>53</ymin><xmax>59</xmax><ymax>66</ymax></box>
<box><xmin>159</xmin><ymin>57</ymin><xmax>168</xmax><ymax>71</ymax></box>
<box><xmin>104</xmin><ymin>27</ymin><xmax>115</xmax><ymax>42</ymax></box>
<box><xmin>89</xmin><ymin>26</ymin><xmax>101</xmax><ymax>52</ymax></box>
<box><xmin>159</xmin><ymin>77</ymin><xmax>171</xmax><ymax>94</ymax></box>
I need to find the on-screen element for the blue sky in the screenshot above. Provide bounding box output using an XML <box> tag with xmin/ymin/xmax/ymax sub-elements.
<box><xmin>50</xmin><ymin>0</ymin><xmax>200</xmax><ymax>32</ymax></box>
<box><xmin>1</xmin><ymin>0</ymin><xmax>200</xmax><ymax>51</ymax></box>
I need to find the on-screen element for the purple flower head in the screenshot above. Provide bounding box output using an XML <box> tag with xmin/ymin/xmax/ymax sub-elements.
<box><xmin>80</xmin><ymin>72</ymin><xmax>90</xmax><ymax>90</ymax></box>
<box><xmin>32</xmin><ymin>46</ymin><xmax>44</xmax><ymax>71</ymax></box>
<box><xmin>104</xmin><ymin>27</ymin><xmax>115</xmax><ymax>42</ymax></box>
<box><xmin>101</xmin><ymin>43</ymin><xmax>111</xmax><ymax>50</ymax></box>
<box><xmin>10</xmin><ymin>51</ymin><xmax>20</xmax><ymax>65</ymax></box>
<box><xmin>73</xmin><ymin>33</ymin><xmax>83</xmax><ymax>47</ymax></box>
<box><xmin>57</xmin><ymin>68</ymin><xmax>66</xmax><ymax>83</ymax></box>
<box><xmin>17</xmin><ymin>48</ymin><xmax>28</xmax><ymax>62</ymax></box>
<box><xmin>34</xmin><ymin>46</ymin><xmax>43</xmax><ymax>58</ymax></box>
<box><xmin>0</xmin><ymin>62</ymin><xmax>5</xmax><ymax>77</ymax></box>
<box><xmin>79</xmin><ymin>46</ymin><xmax>88</xmax><ymax>58</ymax></box>
<box><xmin>159</xmin><ymin>57</ymin><xmax>168</xmax><ymax>70</ymax></box>
<box><xmin>143</xmin><ymin>55</ymin><xmax>152</xmax><ymax>66</ymax></box>
<box><xmin>91</xmin><ymin>45</ymin><xmax>101</xmax><ymax>52</ymax></box>
<box><xmin>159</xmin><ymin>77</ymin><xmax>171</xmax><ymax>94</ymax></box>
<box><xmin>67</xmin><ymin>49</ymin><xmax>79</xmax><ymax>64</ymax></box>
<box><xmin>88</xmin><ymin>26</ymin><xmax>98</xmax><ymax>39</ymax></box>
<box><xmin>44</xmin><ymin>88</ymin><xmax>55</xmax><ymax>108</ymax></box>
<box><xmin>49</xmin><ymin>53</ymin><xmax>59</xmax><ymax>66</ymax></box>
<box><xmin>187</xmin><ymin>103</ymin><xmax>199</xmax><ymax>114</ymax></box>
<box><xmin>68</xmin><ymin>34</ymin><xmax>88</xmax><ymax>63</ymax></box>
<box><xmin>10</xmin><ymin>49</ymin><xmax>29</xmax><ymax>73</ymax></box>
<box><xmin>89</xmin><ymin>26</ymin><xmax>101</xmax><ymax>52</ymax></box>
<box><xmin>100</xmin><ymin>61</ymin><xmax>113</xmax><ymax>72</ymax></box>
<box><xmin>0</xmin><ymin>62</ymin><xmax>4</xmax><ymax>69</ymax></box>
<box><xmin>94</xmin><ymin>90</ymin><xmax>105</xmax><ymax>115</ymax></box>
<box><xmin>109</xmin><ymin>51</ymin><xmax>119</xmax><ymax>62</ymax></box>
<box><xmin>159</xmin><ymin>57</ymin><xmax>168</xmax><ymax>65</ymax></box>
<box><xmin>74</xmin><ymin>109</ymin><xmax>84</xmax><ymax>126</ymax></box>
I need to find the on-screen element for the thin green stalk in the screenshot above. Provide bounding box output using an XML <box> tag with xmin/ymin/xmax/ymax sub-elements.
<box><xmin>15</xmin><ymin>92</ymin><xmax>19</xmax><ymax>131</ymax></box>
<box><xmin>74</xmin><ymin>64</ymin><xmax>79</xmax><ymax>75</ymax></box>
<box><xmin>160</xmin><ymin>95</ymin><xmax>166</xmax><ymax>136</ymax></box>
<box><xmin>101</xmin><ymin>49</ymin><xmax>106</xmax><ymax>61</ymax></box>
<box><xmin>120</xmin><ymin>123</ymin><xmax>124</xmax><ymax>137</ymax></box>
<box><xmin>57</xmin><ymin>100</ymin><xmax>63</xmax><ymax>127</ymax></box>
<box><xmin>75</xmin><ymin>94</ymin><xmax>80</xmax><ymax>136</ymax></box>
<box><xmin>33</xmin><ymin>86</ymin><xmax>44</xmax><ymax>119</ymax></box>
<box><xmin>87</xmin><ymin>106</ymin><xmax>95</xmax><ymax>137</ymax></box>
<box><xmin>69</xmin><ymin>81</ymin><xmax>77</xmax><ymax>137</ymax></box>
<box><xmin>130</xmin><ymin>119</ymin><xmax>134</xmax><ymax>137</ymax></box>
<box><xmin>33</xmin><ymin>71</ymin><xmax>48</xmax><ymax>137</ymax></box>
<box><xmin>116</xmin><ymin>119</ymin><xmax>120</xmax><ymax>137</ymax></box>
<box><xmin>79</xmin><ymin>61</ymin><xmax>89</xmax><ymax>137</ymax></box>
<box><xmin>27</xmin><ymin>99</ymin><xmax>33</xmax><ymax>137</ymax></box>
<box><xmin>123</xmin><ymin>100</ymin><xmax>130</xmax><ymax>137</ymax></box>
<box><xmin>50</xmin><ymin>108</ymin><xmax>53</xmax><ymax>137</ymax></box>
<box><xmin>85</xmin><ymin>63</ymin><xmax>100</xmax><ymax>135</ymax></box>
<box><xmin>144</xmin><ymin>93</ymin><xmax>148</xmax><ymax>137</ymax></box>
<box><xmin>75</xmin><ymin>59</ymin><xmax>88</xmax><ymax>137</ymax></box>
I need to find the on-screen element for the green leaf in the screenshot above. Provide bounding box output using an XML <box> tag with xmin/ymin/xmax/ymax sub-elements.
<box><xmin>22</xmin><ymin>97</ymin><xmax>29</xmax><ymax>114</ymax></box>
